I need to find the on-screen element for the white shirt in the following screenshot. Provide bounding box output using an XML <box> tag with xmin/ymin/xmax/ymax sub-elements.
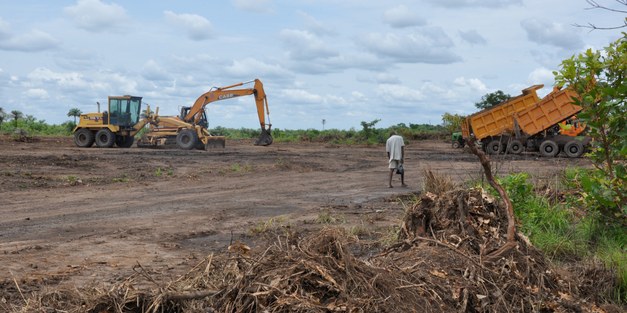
<box><xmin>386</xmin><ymin>135</ymin><xmax>405</xmax><ymax>162</ymax></box>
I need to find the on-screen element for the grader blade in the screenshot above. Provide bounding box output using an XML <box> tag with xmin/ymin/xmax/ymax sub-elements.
<box><xmin>254</xmin><ymin>128</ymin><xmax>273</xmax><ymax>146</ymax></box>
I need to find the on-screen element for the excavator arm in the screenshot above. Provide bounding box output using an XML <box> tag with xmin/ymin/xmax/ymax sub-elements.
<box><xmin>183</xmin><ymin>79</ymin><xmax>272</xmax><ymax>145</ymax></box>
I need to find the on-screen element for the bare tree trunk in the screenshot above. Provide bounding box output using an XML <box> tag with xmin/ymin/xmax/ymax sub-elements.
<box><xmin>466</xmin><ymin>138</ymin><xmax>517</xmax><ymax>260</ymax></box>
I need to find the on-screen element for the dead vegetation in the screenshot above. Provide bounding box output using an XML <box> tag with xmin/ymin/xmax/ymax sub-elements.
<box><xmin>2</xmin><ymin>187</ymin><xmax>621</xmax><ymax>312</ymax></box>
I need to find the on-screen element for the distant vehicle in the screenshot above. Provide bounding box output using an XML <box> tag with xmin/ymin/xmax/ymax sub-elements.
<box><xmin>461</xmin><ymin>85</ymin><xmax>589</xmax><ymax>157</ymax></box>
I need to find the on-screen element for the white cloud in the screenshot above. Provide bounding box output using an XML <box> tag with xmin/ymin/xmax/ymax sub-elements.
<box><xmin>232</xmin><ymin>0</ymin><xmax>273</xmax><ymax>13</ymax></box>
<box><xmin>164</xmin><ymin>11</ymin><xmax>213</xmax><ymax>41</ymax></box>
<box><xmin>280</xmin><ymin>29</ymin><xmax>338</xmax><ymax>60</ymax></box>
<box><xmin>27</xmin><ymin>68</ymin><xmax>89</xmax><ymax>90</ymax></box>
<box><xmin>527</xmin><ymin>67</ymin><xmax>554</xmax><ymax>85</ymax></box>
<box><xmin>426</xmin><ymin>0</ymin><xmax>522</xmax><ymax>8</ymax></box>
<box><xmin>141</xmin><ymin>60</ymin><xmax>170</xmax><ymax>81</ymax></box>
<box><xmin>376</xmin><ymin>84</ymin><xmax>424</xmax><ymax>102</ymax></box>
<box><xmin>64</xmin><ymin>0</ymin><xmax>129</xmax><ymax>33</ymax></box>
<box><xmin>0</xmin><ymin>18</ymin><xmax>10</xmax><ymax>40</ymax></box>
<box><xmin>453</xmin><ymin>77</ymin><xmax>488</xmax><ymax>92</ymax></box>
<box><xmin>298</xmin><ymin>11</ymin><xmax>336</xmax><ymax>36</ymax></box>
<box><xmin>459</xmin><ymin>29</ymin><xmax>487</xmax><ymax>45</ymax></box>
<box><xmin>360</xmin><ymin>28</ymin><xmax>462</xmax><ymax>64</ymax></box>
<box><xmin>281</xmin><ymin>88</ymin><xmax>323</xmax><ymax>104</ymax></box>
<box><xmin>224</xmin><ymin>58</ymin><xmax>291</xmax><ymax>78</ymax></box>
<box><xmin>383</xmin><ymin>5</ymin><xmax>425</xmax><ymax>28</ymax></box>
<box><xmin>0</xmin><ymin>29</ymin><xmax>59</xmax><ymax>52</ymax></box>
<box><xmin>24</xmin><ymin>88</ymin><xmax>49</xmax><ymax>99</ymax></box>
<box><xmin>521</xmin><ymin>18</ymin><xmax>583</xmax><ymax>50</ymax></box>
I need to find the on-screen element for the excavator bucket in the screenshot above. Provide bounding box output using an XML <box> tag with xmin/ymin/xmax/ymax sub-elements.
<box><xmin>255</xmin><ymin>128</ymin><xmax>273</xmax><ymax>146</ymax></box>
<box><xmin>205</xmin><ymin>136</ymin><xmax>226</xmax><ymax>149</ymax></box>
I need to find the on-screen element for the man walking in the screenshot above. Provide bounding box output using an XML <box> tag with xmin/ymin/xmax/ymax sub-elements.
<box><xmin>386</xmin><ymin>131</ymin><xmax>406</xmax><ymax>188</ymax></box>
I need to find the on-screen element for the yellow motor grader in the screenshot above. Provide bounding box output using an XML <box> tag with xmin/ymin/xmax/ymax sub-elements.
<box><xmin>72</xmin><ymin>79</ymin><xmax>272</xmax><ymax>150</ymax></box>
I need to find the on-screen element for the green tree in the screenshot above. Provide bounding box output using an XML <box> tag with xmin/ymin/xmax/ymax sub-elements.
<box><xmin>441</xmin><ymin>112</ymin><xmax>466</xmax><ymax>133</ymax></box>
<box><xmin>67</xmin><ymin>108</ymin><xmax>82</xmax><ymax>124</ymax></box>
<box><xmin>554</xmin><ymin>34</ymin><xmax>626</xmax><ymax>221</ymax></box>
<box><xmin>360</xmin><ymin>119</ymin><xmax>380</xmax><ymax>135</ymax></box>
<box><xmin>0</xmin><ymin>107</ymin><xmax>5</xmax><ymax>127</ymax></box>
<box><xmin>10</xmin><ymin>110</ymin><xmax>22</xmax><ymax>128</ymax></box>
<box><xmin>474</xmin><ymin>90</ymin><xmax>511</xmax><ymax>110</ymax></box>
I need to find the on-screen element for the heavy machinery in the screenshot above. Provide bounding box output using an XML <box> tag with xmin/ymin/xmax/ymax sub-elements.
<box><xmin>73</xmin><ymin>95</ymin><xmax>148</xmax><ymax>148</ymax></box>
<box><xmin>512</xmin><ymin>87</ymin><xmax>589</xmax><ymax>157</ymax></box>
<box><xmin>461</xmin><ymin>85</ymin><xmax>589</xmax><ymax>157</ymax></box>
<box><xmin>461</xmin><ymin>85</ymin><xmax>543</xmax><ymax>149</ymax></box>
<box><xmin>136</xmin><ymin>79</ymin><xmax>272</xmax><ymax>149</ymax></box>
<box><xmin>72</xmin><ymin>79</ymin><xmax>273</xmax><ymax>150</ymax></box>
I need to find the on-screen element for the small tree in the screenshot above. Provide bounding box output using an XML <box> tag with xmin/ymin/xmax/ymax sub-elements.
<box><xmin>67</xmin><ymin>108</ymin><xmax>82</xmax><ymax>124</ymax></box>
<box><xmin>360</xmin><ymin>119</ymin><xmax>380</xmax><ymax>139</ymax></box>
<box><xmin>441</xmin><ymin>112</ymin><xmax>466</xmax><ymax>133</ymax></box>
<box><xmin>0</xmin><ymin>107</ymin><xmax>5</xmax><ymax>127</ymax></box>
<box><xmin>554</xmin><ymin>34</ymin><xmax>626</xmax><ymax>221</ymax></box>
<box><xmin>475</xmin><ymin>90</ymin><xmax>511</xmax><ymax>110</ymax></box>
<box><xmin>11</xmin><ymin>110</ymin><xmax>23</xmax><ymax>128</ymax></box>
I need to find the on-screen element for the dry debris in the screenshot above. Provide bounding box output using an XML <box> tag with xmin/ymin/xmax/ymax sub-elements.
<box><xmin>1</xmin><ymin>189</ymin><xmax>623</xmax><ymax>313</ymax></box>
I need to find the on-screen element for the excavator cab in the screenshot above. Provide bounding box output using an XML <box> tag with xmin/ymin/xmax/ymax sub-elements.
<box><xmin>108</xmin><ymin>96</ymin><xmax>142</xmax><ymax>129</ymax></box>
<box><xmin>180</xmin><ymin>106</ymin><xmax>208</xmax><ymax>128</ymax></box>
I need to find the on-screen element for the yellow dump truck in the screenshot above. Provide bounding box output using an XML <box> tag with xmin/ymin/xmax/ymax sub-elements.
<box><xmin>461</xmin><ymin>85</ymin><xmax>543</xmax><ymax>154</ymax></box>
<box><xmin>513</xmin><ymin>87</ymin><xmax>589</xmax><ymax>157</ymax></box>
<box><xmin>462</xmin><ymin>85</ymin><xmax>589</xmax><ymax>157</ymax></box>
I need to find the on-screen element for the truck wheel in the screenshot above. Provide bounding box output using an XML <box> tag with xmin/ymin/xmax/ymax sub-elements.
<box><xmin>176</xmin><ymin>129</ymin><xmax>198</xmax><ymax>150</ymax></box>
<box><xmin>74</xmin><ymin>129</ymin><xmax>95</xmax><ymax>147</ymax></box>
<box><xmin>486</xmin><ymin>140</ymin><xmax>502</xmax><ymax>155</ymax></box>
<box><xmin>539</xmin><ymin>140</ymin><xmax>559</xmax><ymax>157</ymax></box>
<box><xmin>452</xmin><ymin>141</ymin><xmax>461</xmax><ymax>149</ymax></box>
<box><xmin>507</xmin><ymin>139</ymin><xmax>524</xmax><ymax>155</ymax></box>
<box><xmin>564</xmin><ymin>141</ymin><xmax>584</xmax><ymax>158</ymax></box>
<box><xmin>115</xmin><ymin>135</ymin><xmax>135</xmax><ymax>148</ymax></box>
<box><xmin>95</xmin><ymin>129</ymin><xmax>116</xmax><ymax>148</ymax></box>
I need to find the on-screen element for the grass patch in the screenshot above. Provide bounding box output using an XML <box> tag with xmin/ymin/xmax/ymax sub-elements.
<box><xmin>315</xmin><ymin>209</ymin><xmax>346</xmax><ymax>224</ymax></box>
<box><xmin>249</xmin><ymin>216</ymin><xmax>289</xmax><ymax>235</ymax></box>
<box><xmin>482</xmin><ymin>171</ymin><xmax>627</xmax><ymax>303</ymax></box>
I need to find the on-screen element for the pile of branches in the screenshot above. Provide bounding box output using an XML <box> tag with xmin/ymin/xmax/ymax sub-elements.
<box><xmin>2</xmin><ymin>189</ymin><xmax>622</xmax><ymax>312</ymax></box>
<box><xmin>390</xmin><ymin>188</ymin><xmax>561</xmax><ymax>312</ymax></box>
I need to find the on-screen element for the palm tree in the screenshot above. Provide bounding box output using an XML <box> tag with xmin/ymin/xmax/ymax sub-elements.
<box><xmin>11</xmin><ymin>110</ymin><xmax>23</xmax><ymax>128</ymax></box>
<box><xmin>67</xmin><ymin>108</ymin><xmax>82</xmax><ymax>124</ymax></box>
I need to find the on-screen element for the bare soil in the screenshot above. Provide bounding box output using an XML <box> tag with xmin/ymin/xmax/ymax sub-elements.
<box><xmin>0</xmin><ymin>136</ymin><xmax>592</xmax><ymax>294</ymax></box>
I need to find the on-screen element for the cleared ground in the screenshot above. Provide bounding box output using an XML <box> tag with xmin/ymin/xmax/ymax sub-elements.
<box><xmin>0</xmin><ymin>136</ymin><xmax>591</xmax><ymax>288</ymax></box>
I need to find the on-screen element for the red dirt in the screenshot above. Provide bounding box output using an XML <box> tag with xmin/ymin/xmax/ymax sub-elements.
<box><xmin>0</xmin><ymin>136</ymin><xmax>591</xmax><ymax>289</ymax></box>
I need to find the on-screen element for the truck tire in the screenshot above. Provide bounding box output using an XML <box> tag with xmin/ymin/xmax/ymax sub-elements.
<box><xmin>564</xmin><ymin>141</ymin><xmax>584</xmax><ymax>158</ymax></box>
<box><xmin>452</xmin><ymin>141</ymin><xmax>461</xmax><ymax>149</ymax></box>
<box><xmin>115</xmin><ymin>135</ymin><xmax>135</xmax><ymax>148</ymax></box>
<box><xmin>507</xmin><ymin>139</ymin><xmax>524</xmax><ymax>155</ymax></box>
<box><xmin>95</xmin><ymin>129</ymin><xmax>116</xmax><ymax>148</ymax></box>
<box><xmin>176</xmin><ymin>129</ymin><xmax>198</xmax><ymax>150</ymax></box>
<box><xmin>539</xmin><ymin>140</ymin><xmax>559</xmax><ymax>157</ymax></box>
<box><xmin>485</xmin><ymin>140</ymin><xmax>502</xmax><ymax>155</ymax></box>
<box><xmin>74</xmin><ymin>128</ymin><xmax>95</xmax><ymax>147</ymax></box>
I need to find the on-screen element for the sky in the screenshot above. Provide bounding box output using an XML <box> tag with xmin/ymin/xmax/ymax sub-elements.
<box><xmin>0</xmin><ymin>0</ymin><xmax>624</xmax><ymax>130</ymax></box>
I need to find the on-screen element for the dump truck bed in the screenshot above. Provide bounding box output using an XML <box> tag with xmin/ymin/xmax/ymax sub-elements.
<box><xmin>515</xmin><ymin>88</ymin><xmax>582</xmax><ymax>137</ymax></box>
<box><xmin>465</xmin><ymin>85</ymin><xmax>543</xmax><ymax>141</ymax></box>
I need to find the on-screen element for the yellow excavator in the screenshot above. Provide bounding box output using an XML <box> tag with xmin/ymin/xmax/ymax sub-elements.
<box><xmin>72</xmin><ymin>79</ymin><xmax>272</xmax><ymax>150</ymax></box>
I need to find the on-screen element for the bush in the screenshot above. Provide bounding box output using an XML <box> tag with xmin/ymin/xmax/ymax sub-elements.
<box><xmin>487</xmin><ymin>172</ymin><xmax>626</xmax><ymax>302</ymax></box>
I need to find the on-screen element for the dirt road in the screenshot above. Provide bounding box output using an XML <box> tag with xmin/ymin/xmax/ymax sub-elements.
<box><xmin>0</xmin><ymin>136</ymin><xmax>591</xmax><ymax>288</ymax></box>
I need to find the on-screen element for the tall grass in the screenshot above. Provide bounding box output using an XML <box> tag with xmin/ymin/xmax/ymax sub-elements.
<box><xmin>489</xmin><ymin>171</ymin><xmax>626</xmax><ymax>302</ymax></box>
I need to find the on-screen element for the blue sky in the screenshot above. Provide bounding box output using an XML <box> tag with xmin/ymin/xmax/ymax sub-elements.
<box><xmin>0</xmin><ymin>0</ymin><xmax>624</xmax><ymax>130</ymax></box>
